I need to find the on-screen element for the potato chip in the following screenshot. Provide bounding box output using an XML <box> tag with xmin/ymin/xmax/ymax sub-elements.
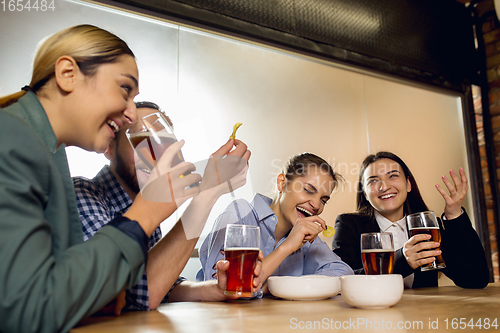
<box><xmin>322</xmin><ymin>225</ymin><xmax>335</xmax><ymax>237</ymax></box>
<box><xmin>229</xmin><ymin>122</ymin><xmax>242</xmax><ymax>140</ymax></box>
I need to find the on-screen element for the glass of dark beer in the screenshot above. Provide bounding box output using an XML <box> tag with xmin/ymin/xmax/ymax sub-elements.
<box><xmin>126</xmin><ymin>112</ymin><xmax>184</xmax><ymax>171</ymax></box>
<box><xmin>361</xmin><ymin>232</ymin><xmax>395</xmax><ymax>275</ymax></box>
<box><xmin>224</xmin><ymin>224</ymin><xmax>260</xmax><ymax>297</ymax></box>
<box><xmin>406</xmin><ymin>211</ymin><xmax>446</xmax><ymax>271</ymax></box>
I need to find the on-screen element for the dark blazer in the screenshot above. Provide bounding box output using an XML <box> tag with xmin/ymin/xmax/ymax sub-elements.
<box><xmin>332</xmin><ymin>209</ymin><xmax>489</xmax><ymax>289</ymax></box>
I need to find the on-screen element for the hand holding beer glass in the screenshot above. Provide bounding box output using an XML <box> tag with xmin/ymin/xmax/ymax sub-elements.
<box><xmin>361</xmin><ymin>232</ymin><xmax>395</xmax><ymax>275</ymax></box>
<box><xmin>126</xmin><ymin>112</ymin><xmax>184</xmax><ymax>170</ymax></box>
<box><xmin>126</xmin><ymin>112</ymin><xmax>200</xmax><ymax>203</ymax></box>
<box><xmin>224</xmin><ymin>224</ymin><xmax>260</xmax><ymax>297</ymax></box>
<box><xmin>406</xmin><ymin>211</ymin><xmax>446</xmax><ymax>271</ymax></box>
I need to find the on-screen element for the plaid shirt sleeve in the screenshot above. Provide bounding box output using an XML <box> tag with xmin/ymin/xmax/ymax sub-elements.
<box><xmin>74</xmin><ymin>177</ymin><xmax>113</xmax><ymax>242</ymax></box>
<box><xmin>125</xmin><ymin>227</ymin><xmax>166</xmax><ymax>311</ymax></box>
<box><xmin>163</xmin><ymin>277</ymin><xmax>187</xmax><ymax>303</ymax></box>
<box><xmin>74</xmin><ymin>175</ymin><xmax>180</xmax><ymax>310</ymax></box>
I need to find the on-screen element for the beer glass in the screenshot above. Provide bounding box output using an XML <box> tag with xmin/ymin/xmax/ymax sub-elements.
<box><xmin>407</xmin><ymin>211</ymin><xmax>446</xmax><ymax>271</ymax></box>
<box><xmin>361</xmin><ymin>232</ymin><xmax>395</xmax><ymax>275</ymax></box>
<box><xmin>125</xmin><ymin>112</ymin><xmax>184</xmax><ymax>171</ymax></box>
<box><xmin>224</xmin><ymin>224</ymin><xmax>260</xmax><ymax>297</ymax></box>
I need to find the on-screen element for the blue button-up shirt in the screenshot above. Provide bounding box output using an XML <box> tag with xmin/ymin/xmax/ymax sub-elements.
<box><xmin>197</xmin><ymin>194</ymin><xmax>353</xmax><ymax>284</ymax></box>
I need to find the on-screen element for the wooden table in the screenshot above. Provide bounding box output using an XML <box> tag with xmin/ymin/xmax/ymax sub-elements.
<box><xmin>73</xmin><ymin>283</ymin><xmax>500</xmax><ymax>332</ymax></box>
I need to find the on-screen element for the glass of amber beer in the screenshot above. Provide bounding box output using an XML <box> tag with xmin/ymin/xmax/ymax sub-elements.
<box><xmin>406</xmin><ymin>211</ymin><xmax>446</xmax><ymax>271</ymax></box>
<box><xmin>126</xmin><ymin>112</ymin><xmax>184</xmax><ymax>171</ymax></box>
<box><xmin>361</xmin><ymin>232</ymin><xmax>395</xmax><ymax>275</ymax></box>
<box><xmin>224</xmin><ymin>224</ymin><xmax>260</xmax><ymax>297</ymax></box>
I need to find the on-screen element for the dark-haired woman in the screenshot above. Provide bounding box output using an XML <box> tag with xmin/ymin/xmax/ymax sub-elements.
<box><xmin>198</xmin><ymin>153</ymin><xmax>353</xmax><ymax>292</ymax></box>
<box><xmin>332</xmin><ymin>151</ymin><xmax>489</xmax><ymax>289</ymax></box>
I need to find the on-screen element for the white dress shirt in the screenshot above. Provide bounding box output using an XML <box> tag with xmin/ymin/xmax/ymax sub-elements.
<box><xmin>375</xmin><ymin>211</ymin><xmax>414</xmax><ymax>288</ymax></box>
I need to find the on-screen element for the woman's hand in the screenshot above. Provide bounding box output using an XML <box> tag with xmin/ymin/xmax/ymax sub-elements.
<box><xmin>214</xmin><ymin>250</ymin><xmax>264</xmax><ymax>298</ymax></box>
<box><xmin>435</xmin><ymin>168</ymin><xmax>468</xmax><ymax>220</ymax></box>
<box><xmin>281</xmin><ymin>216</ymin><xmax>325</xmax><ymax>254</ymax></box>
<box><xmin>402</xmin><ymin>235</ymin><xmax>442</xmax><ymax>269</ymax></box>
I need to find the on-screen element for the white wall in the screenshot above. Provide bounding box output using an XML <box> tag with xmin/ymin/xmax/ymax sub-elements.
<box><xmin>0</xmin><ymin>0</ymin><xmax>472</xmax><ymax>281</ymax></box>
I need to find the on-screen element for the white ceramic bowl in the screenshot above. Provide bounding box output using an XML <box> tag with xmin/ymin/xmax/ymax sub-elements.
<box><xmin>268</xmin><ymin>275</ymin><xmax>340</xmax><ymax>301</ymax></box>
<box><xmin>340</xmin><ymin>274</ymin><xmax>403</xmax><ymax>309</ymax></box>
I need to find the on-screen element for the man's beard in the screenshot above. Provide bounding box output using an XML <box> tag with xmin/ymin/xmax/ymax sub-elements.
<box><xmin>115</xmin><ymin>152</ymin><xmax>141</xmax><ymax>195</ymax></box>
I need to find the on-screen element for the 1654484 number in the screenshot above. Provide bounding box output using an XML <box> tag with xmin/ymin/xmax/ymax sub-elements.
<box><xmin>2</xmin><ymin>0</ymin><xmax>55</xmax><ymax>11</ymax></box>
<box><xmin>444</xmin><ymin>318</ymin><xmax>498</xmax><ymax>330</ymax></box>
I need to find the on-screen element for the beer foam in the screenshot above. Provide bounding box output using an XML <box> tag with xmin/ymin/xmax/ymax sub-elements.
<box><xmin>129</xmin><ymin>130</ymin><xmax>176</xmax><ymax>140</ymax></box>
<box><xmin>361</xmin><ymin>249</ymin><xmax>395</xmax><ymax>253</ymax></box>
<box><xmin>409</xmin><ymin>227</ymin><xmax>439</xmax><ymax>230</ymax></box>
<box><xmin>224</xmin><ymin>247</ymin><xmax>260</xmax><ymax>251</ymax></box>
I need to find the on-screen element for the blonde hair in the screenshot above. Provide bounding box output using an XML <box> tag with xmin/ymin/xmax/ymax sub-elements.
<box><xmin>0</xmin><ymin>24</ymin><xmax>134</xmax><ymax>108</ymax></box>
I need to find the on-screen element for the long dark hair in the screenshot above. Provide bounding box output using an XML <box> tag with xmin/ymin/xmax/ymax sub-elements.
<box><xmin>281</xmin><ymin>152</ymin><xmax>343</xmax><ymax>190</ymax></box>
<box><xmin>356</xmin><ymin>151</ymin><xmax>428</xmax><ymax>217</ymax></box>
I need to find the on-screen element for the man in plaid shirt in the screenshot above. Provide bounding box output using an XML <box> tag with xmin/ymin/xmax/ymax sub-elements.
<box><xmin>74</xmin><ymin>102</ymin><xmax>251</xmax><ymax>312</ymax></box>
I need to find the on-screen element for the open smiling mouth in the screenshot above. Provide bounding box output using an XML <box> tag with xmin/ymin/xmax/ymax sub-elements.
<box><xmin>297</xmin><ymin>206</ymin><xmax>313</xmax><ymax>217</ymax></box>
<box><xmin>107</xmin><ymin>119</ymin><xmax>119</xmax><ymax>132</ymax></box>
<box><xmin>379</xmin><ymin>194</ymin><xmax>396</xmax><ymax>200</ymax></box>
<box><xmin>136</xmin><ymin>166</ymin><xmax>151</xmax><ymax>175</ymax></box>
